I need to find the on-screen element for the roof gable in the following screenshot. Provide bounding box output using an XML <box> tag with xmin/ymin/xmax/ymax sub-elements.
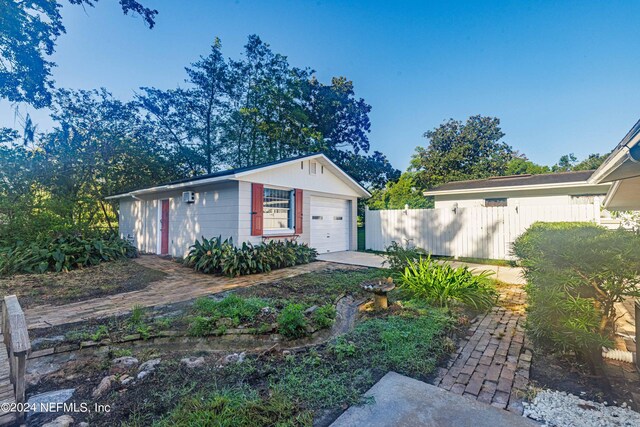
<box><xmin>106</xmin><ymin>153</ymin><xmax>370</xmax><ymax>199</ymax></box>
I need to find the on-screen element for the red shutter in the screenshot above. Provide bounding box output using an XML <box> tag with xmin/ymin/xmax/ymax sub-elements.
<box><xmin>251</xmin><ymin>183</ymin><xmax>264</xmax><ymax>236</ymax></box>
<box><xmin>295</xmin><ymin>189</ymin><xmax>303</xmax><ymax>234</ymax></box>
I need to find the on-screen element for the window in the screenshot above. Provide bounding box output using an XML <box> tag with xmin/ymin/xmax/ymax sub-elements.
<box><xmin>263</xmin><ymin>188</ymin><xmax>293</xmax><ymax>230</ymax></box>
<box><xmin>570</xmin><ymin>194</ymin><xmax>606</xmax><ymax>205</ymax></box>
<box><xmin>484</xmin><ymin>198</ymin><xmax>507</xmax><ymax>207</ymax></box>
<box><xmin>312</xmin><ymin>215</ymin><xmax>323</xmax><ymax>220</ymax></box>
<box><xmin>334</xmin><ymin>216</ymin><xmax>343</xmax><ymax>220</ymax></box>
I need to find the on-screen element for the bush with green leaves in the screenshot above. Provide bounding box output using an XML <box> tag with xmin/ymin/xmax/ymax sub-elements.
<box><xmin>0</xmin><ymin>232</ymin><xmax>137</xmax><ymax>275</ymax></box>
<box><xmin>383</xmin><ymin>240</ymin><xmax>428</xmax><ymax>271</ymax></box>
<box><xmin>312</xmin><ymin>304</ymin><xmax>337</xmax><ymax>329</ymax></box>
<box><xmin>185</xmin><ymin>236</ymin><xmax>317</xmax><ymax>277</ymax></box>
<box><xmin>277</xmin><ymin>303</ymin><xmax>308</xmax><ymax>339</ymax></box>
<box><xmin>399</xmin><ymin>256</ymin><xmax>497</xmax><ymax>310</ymax></box>
<box><xmin>513</xmin><ymin>222</ymin><xmax>640</xmax><ymax>362</ymax></box>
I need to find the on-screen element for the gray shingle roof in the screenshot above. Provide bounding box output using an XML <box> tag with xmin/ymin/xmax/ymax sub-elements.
<box><xmin>428</xmin><ymin>170</ymin><xmax>595</xmax><ymax>192</ymax></box>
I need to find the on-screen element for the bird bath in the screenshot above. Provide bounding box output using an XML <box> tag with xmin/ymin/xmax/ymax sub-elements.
<box><xmin>361</xmin><ymin>277</ymin><xmax>395</xmax><ymax>310</ymax></box>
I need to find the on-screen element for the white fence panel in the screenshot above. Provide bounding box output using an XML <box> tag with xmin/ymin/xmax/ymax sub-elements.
<box><xmin>364</xmin><ymin>204</ymin><xmax>598</xmax><ymax>260</ymax></box>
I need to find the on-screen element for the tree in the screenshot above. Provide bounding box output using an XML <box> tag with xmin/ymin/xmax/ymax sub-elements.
<box><xmin>505</xmin><ymin>157</ymin><xmax>550</xmax><ymax>175</ymax></box>
<box><xmin>573</xmin><ymin>153</ymin><xmax>608</xmax><ymax>171</ymax></box>
<box><xmin>410</xmin><ymin>115</ymin><xmax>515</xmax><ymax>189</ymax></box>
<box><xmin>552</xmin><ymin>153</ymin><xmax>578</xmax><ymax>172</ymax></box>
<box><xmin>368</xmin><ymin>172</ymin><xmax>432</xmax><ymax>210</ymax></box>
<box><xmin>0</xmin><ymin>0</ymin><xmax>157</xmax><ymax>108</ymax></box>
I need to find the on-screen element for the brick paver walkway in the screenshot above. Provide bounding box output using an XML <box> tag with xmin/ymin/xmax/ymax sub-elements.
<box><xmin>25</xmin><ymin>256</ymin><xmax>338</xmax><ymax>330</ymax></box>
<box><xmin>431</xmin><ymin>283</ymin><xmax>532</xmax><ymax>415</ymax></box>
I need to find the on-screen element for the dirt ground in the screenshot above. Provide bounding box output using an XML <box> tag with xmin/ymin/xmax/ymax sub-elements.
<box><xmin>0</xmin><ymin>259</ymin><xmax>166</xmax><ymax>308</ymax></box>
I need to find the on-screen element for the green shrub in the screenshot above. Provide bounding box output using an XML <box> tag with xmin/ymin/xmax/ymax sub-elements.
<box><xmin>312</xmin><ymin>304</ymin><xmax>337</xmax><ymax>329</ymax></box>
<box><xmin>185</xmin><ymin>237</ymin><xmax>317</xmax><ymax>277</ymax></box>
<box><xmin>0</xmin><ymin>232</ymin><xmax>137</xmax><ymax>275</ymax></box>
<box><xmin>399</xmin><ymin>256</ymin><xmax>497</xmax><ymax>310</ymax></box>
<box><xmin>277</xmin><ymin>303</ymin><xmax>308</xmax><ymax>339</ymax></box>
<box><xmin>383</xmin><ymin>240</ymin><xmax>428</xmax><ymax>271</ymax></box>
<box><xmin>513</xmin><ymin>222</ymin><xmax>640</xmax><ymax>362</ymax></box>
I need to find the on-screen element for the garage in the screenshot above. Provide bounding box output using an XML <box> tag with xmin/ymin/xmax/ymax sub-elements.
<box><xmin>310</xmin><ymin>197</ymin><xmax>351</xmax><ymax>253</ymax></box>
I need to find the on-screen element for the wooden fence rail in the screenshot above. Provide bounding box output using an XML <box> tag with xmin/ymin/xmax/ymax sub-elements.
<box><xmin>1</xmin><ymin>295</ymin><xmax>31</xmax><ymax>424</ymax></box>
<box><xmin>365</xmin><ymin>203</ymin><xmax>599</xmax><ymax>260</ymax></box>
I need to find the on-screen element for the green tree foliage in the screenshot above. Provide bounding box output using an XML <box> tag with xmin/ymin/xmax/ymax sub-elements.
<box><xmin>138</xmin><ymin>35</ymin><xmax>398</xmax><ymax>185</ymax></box>
<box><xmin>368</xmin><ymin>173</ymin><xmax>432</xmax><ymax>210</ymax></box>
<box><xmin>504</xmin><ymin>157</ymin><xmax>551</xmax><ymax>175</ymax></box>
<box><xmin>572</xmin><ymin>153</ymin><xmax>609</xmax><ymax>171</ymax></box>
<box><xmin>410</xmin><ymin>115</ymin><xmax>515</xmax><ymax>189</ymax></box>
<box><xmin>0</xmin><ymin>89</ymin><xmax>180</xmax><ymax>242</ymax></box>
<box><xmin>0</xmin><ymin>0</ymin><xmax>157</xmax><ymax>108</ymax></box>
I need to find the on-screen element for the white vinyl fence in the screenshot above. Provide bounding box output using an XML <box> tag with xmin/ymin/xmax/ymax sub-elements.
<box><xmin>365</xmin><ymin>203</ymin><xmax>600</xmax><ymax>260</ymax></box>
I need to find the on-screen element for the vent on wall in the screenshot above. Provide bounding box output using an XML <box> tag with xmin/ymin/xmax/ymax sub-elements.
<box><xmin>182</xmin><ymin>191</ymin><xmax>196</xmax><ymax>203</ymax></box>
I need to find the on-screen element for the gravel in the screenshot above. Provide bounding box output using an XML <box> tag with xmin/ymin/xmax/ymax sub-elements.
<box><xmin>524</xmin><ymin>389</ymin><xmax>640</xmax><ymax>427</ymax></box>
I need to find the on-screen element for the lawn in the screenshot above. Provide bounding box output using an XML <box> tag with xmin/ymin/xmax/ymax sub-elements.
<box><xmin>0</xmin><ymin>259</ymin><xmax>166</xmax><ymax>308</ymax></box>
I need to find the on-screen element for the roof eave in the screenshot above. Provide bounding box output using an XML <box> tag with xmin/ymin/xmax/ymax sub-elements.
<box><xmin>423</xmin><ymin>180</ymin><xmax>609</xmax><ymax>197</ymax></box>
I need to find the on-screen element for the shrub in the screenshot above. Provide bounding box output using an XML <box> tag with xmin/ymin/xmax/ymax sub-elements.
<box><xmin>185</xmin><ymin>237</ymin><xmax>317</xmax><ymax>277</ymax></box>
<box><xmin>312</xmin><ymin>304</ymin><xmax>337</xmax><ymax>329</ymax></box>
<box><xmin>399</xmin><ymin>256</ymin><xmax>497</xmax><ymax>310</ymax></box>
<box><xmin>277</xmin><ymin>303</ymin><xmax>308</xmax><ymax>339</ymax></box>
<box><xmin>0</xmin><ymin>232</ymin><xmax>137</xmax><ymax>275</ymax></box>
<box><xmin>383</xmin><ymin>240</ymin><xmax>428</xmax><ymax>271</ymax></box>
<box><xmin>513</xmin><ymin>222</ymin><xmax>640</xmax><ymax>362</ymax></box>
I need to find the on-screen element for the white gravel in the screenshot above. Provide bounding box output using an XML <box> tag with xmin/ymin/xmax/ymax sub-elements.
<box><xmin>524</xmin><ymin>389</ymin><xmax>640</xmax><ymax>427</ymax></box>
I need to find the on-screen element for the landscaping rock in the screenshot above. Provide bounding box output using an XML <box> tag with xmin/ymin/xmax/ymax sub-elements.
<box><xmin>42</xmin><ymin>415</ymin><xmax>74</xmax><ymax>427</ymax></box>
<box><xmin>31</xmin><ymin>335</ymin><xmax>66</xmax><ymax>349</ymax></box>
<box><xmin>220</xmin><ymin>352</ymin><xmax>246</xmax><ymax>366</ymax></box>
<box><xmin>92</xmin><ymin>375</ymin><xmax>115</xmax><ymax>398</ymax></box>
<box><xmin>111</xmin><ymin>356</ymin><xmax>139</xmax><ymax>370</ymax></box>
<box><xmin>181</xmin><ymin>356</ymin><xmax>205</xmax><ymax>369</ymax></box>
<box><xmin>26</xmin><ymin>389</ymin><xmax>75</xmax><ymax>417</ymax></box>
<box><xmin>261</xmin><ymin>306</ymin><xmax>272</xmax><ymax>315</ymax></box>
<box><xmin>217</xmin><ymin>317</ymin><xmax>234</xmax><ymax>327</ymax></box>
<box><xmin>304</xmin><ymin>305</ymin><xmax>319</xmax><ymax>315</ymax></box>
<box><xmin>137</xmin><ymin>358</ymin><xmax>161</xmax><ymax>379</ymax></box>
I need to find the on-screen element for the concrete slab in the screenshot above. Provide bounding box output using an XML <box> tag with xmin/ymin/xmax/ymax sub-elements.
<box><xmin>317</xmin><ymin>251</ymin><xmax>526</xmax><ymax>285</ymax></box>
<box><xmin>330</xmin><ymin>372</ymin><xmax>538</xmax><ymax>427</ymax></box>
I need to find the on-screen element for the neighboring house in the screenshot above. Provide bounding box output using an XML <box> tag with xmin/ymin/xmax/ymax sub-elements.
<box><xmin>423</xmin><ymin>170</ymin><xmax>612</xmax><ymax>210</ymax></box>
<box><xmin>106</xmin><ymin>153</ymin><xmax>370</xmax><ymax>257</ymax></box>
<box><xmin>590</xmin><ymin>118</ymin><xmax>640</xmax><ymax>211</ymax></box>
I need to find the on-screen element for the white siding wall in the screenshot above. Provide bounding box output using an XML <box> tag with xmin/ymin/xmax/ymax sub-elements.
<box><xmin>365</xmin><ymin>203</ymin><xmax>600</xmax><ymax>260</ymax></box>
<box><xmin>118</xmin><ymin>181</ymin><xmax>239</xmax><ymax>257</ymax></box>
<box><xmin>435</xmin><ymin>195</ymin><xmax>571</xmax><ymax>209</ymax></box>
<box><xmin>236</xmin><ymin>180</ymin><xmax>357</xmax><ymax>250</ymax></box>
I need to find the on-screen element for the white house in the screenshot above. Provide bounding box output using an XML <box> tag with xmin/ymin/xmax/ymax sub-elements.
<box><xmin>590</xmin><ymin>118</ymin><xmax>640</xmax><ymax>211</ymax></box>
<box><xmin>423</xmin><ymin>170</ymin><xmax>612</xmax><ymax>210</ymax></box>
<box><xmin>106</xmin><ymin>153</ymin><xmax>370</xmax><ymax>257</ymax></box>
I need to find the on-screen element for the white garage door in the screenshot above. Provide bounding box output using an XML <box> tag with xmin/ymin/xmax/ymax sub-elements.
<box><xmin>310</xmin><ymin>197</ymin><xmax>350</xmax><ymax>254</ymax></box>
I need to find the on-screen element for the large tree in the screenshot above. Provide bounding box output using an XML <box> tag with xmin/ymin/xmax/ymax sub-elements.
<box><xmin>410</xmin><ymin>115</ymin><xmax>515</xmax><ymax>189</ymax></box>
<box><xmin>0</xmin><ymin>0</ymin><xmax>157</xmax><ymax>108</ymax></box>
<box><xmin>139</xmin><ymin>35</ymin><xmax>398</xmax><ymax>188</ymax></box>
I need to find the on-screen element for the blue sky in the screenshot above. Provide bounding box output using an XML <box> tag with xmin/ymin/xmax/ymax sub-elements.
<box><xmin>3</xmin><ymin>0</ymin><xmax>640</xmax><ymax>171</ymax></box>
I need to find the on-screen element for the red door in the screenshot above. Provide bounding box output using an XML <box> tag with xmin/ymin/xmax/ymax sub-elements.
<box><xmin>160</xmin><ymin>199</ymin><xmax>169</xmax><ymax>255</ymax></box>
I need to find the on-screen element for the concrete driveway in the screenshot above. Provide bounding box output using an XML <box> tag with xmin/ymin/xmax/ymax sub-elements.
<box><xmin>330</xmin><ymin>372</ymin><xmax>537</xmax><ymax>427</ymax></box>
<box><xmin>317</xmin><ymin>251</ymin><xmax>526</xmax><ymax>285</ymax></box>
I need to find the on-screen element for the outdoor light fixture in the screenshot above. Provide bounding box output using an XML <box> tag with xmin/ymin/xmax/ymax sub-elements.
<box><xmin>452</xmin><ymin>202</ymin><xmax>458</xmax><ymax>214</ymax></box>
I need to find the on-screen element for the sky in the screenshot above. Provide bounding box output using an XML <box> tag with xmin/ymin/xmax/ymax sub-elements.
<box><xmin>3</xmin><ymin>0</ymin><xmax>640</xmax><ymax>171</ymax></box>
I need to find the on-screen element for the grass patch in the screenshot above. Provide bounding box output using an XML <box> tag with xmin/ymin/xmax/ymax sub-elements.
<box><xmin>235</xmin><ymin>268</ymin><xmax>390</xmax><ymax>307</ymax></box>
<box><xmin>0</xmin><ymin>259</ymin><xmax>166</xmax><ymax>308</ymax></box>
<box><xmin>152</xmin><ymin>388</ymin><xmax>312</xmax><ymax>427</ymax></box>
